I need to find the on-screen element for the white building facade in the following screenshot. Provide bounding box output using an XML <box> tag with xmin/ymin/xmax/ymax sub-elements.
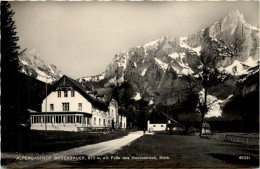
<box><xmin>147</xmin><ymin>120</ymin><xmax>168</xmax><ymax>132</ymax></box>
<box><xmin>30</xmin><ymin>75</ymin><xmax>127</xmax><ymax>131</ymax></box>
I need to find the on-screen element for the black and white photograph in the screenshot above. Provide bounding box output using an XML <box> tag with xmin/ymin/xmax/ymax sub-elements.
<box><xmin>1</xmin><ymin>1</ymin><xmax>259</xmax><ymax>168</ymax></box>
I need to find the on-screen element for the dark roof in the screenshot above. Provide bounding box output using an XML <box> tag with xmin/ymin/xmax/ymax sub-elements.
<box><xmin>160</xmin><ymin>111</ymin><xmax>183</xmax><ymax>127</ymax></box>
<box><xmin>96</xmin><ymin>94</ymin><xmax>104</xmax><ymax>97</ymax></box>
<box><xmin>166</xmin><ymin>123</ymin><xmax>183</xmax><ymax>128</ymax></box>
<box><xmin>202</xmin><ymin>122</ymin><xmax>210</xmax><ymax>128</ymax></box>
<box><xmin>30</xmin><ymin>111</ymin><xmax>92</xmax><ymax>117</ymax></box>
<box><xmin>46</xmin><ymin>75</ymin><xmax>108</xmax><ymax>110</ymax></box>
<box><xmin>88</xmin><ymin>91</ymin><xmax>98</xmax><ymax>95</ymax></box>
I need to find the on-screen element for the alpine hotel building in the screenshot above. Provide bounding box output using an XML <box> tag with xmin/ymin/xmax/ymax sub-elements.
<box><xmin>30</xmin><ymin>75</ymin><xmax>127</xmax><ymax>131</ymax></box>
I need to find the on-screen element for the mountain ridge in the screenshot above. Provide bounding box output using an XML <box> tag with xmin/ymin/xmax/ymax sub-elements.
<box><xmin>80</xmin><ymin>9</ymin><xmax>259</xmax><ymax>83</ymax></box>
<box><xmin>18</xmin><ymin>48</ymin><xmax>63</xmax><ymax>84</ymax></box>
<box><xmin>78</xmin><ymin>9</ymin><xmax>259</xmax><ymax>118</ymax></box>
<box><xmin>17</xmin><ymin>9</ymin><xmax>259</xmax><ymax>118</ymax></box>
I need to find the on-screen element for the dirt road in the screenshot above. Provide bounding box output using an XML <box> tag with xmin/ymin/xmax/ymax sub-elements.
<box><xmin>52</xmin><ymin>131</ymin><xmax>144</xmax><ymax>156</ymax></box>
<box><xmin>2</xmin><ymin>131</ymin><xmax>144</xmax><ymax>168</ymax></box>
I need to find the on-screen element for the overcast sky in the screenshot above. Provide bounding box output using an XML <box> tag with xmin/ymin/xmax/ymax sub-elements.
<box><xmin>11</xmin><ymin>1</ymin><xmax>259</xmax><ymax>79</ymax></box>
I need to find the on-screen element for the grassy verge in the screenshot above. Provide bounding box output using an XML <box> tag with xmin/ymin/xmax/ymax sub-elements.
<box><xmin>1</xmin><ymin>129</ymin><xmax>129</xmax><ymax>153</ymax></box>
<box><xmin>65</xmin><ymin>134</ymin><xmax>259</xmax><ymax>168</ymax></box>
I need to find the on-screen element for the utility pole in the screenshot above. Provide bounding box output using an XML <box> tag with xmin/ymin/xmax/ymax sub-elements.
<box><xmin>44</xmin><ymin>76</ymin><xmax>50</xmax><ymax>131</ymax></box>
<box><xmin>115</xmin><ymin>68</ymin><xmax>120</xmax><ymax>129</ymax></box>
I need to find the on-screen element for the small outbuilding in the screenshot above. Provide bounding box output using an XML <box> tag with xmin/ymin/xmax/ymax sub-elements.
<box><xmin>202</xmin><ymin>122</ymin><xmax>211</xmax><ymax>134</ymax></box>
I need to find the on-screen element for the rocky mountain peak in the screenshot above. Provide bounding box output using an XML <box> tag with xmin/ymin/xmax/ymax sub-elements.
<box><xmin>79</xmin><ymin>9</ymin><xmax>259</xmax><ymax>109</ymax></box>
<box><xmin>18</xmin><ymin>48</ymin><xmax>63</xmax><ymax>84</ymax></box>
<box><xmin>227</xmin><ymin>9</ymin><xmax>244</xmax><ymax>21</ymax></box>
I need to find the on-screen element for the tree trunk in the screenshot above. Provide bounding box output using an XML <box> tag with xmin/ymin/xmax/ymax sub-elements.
<box><xmin>200</xmin><ymin>88</ymin><xmax>208</xmax><ymax>136</ymax></box>
<box><xmin>200</xmin><ymin>113</ymin><xmax>205</xmax><ymax>136</ymax></box>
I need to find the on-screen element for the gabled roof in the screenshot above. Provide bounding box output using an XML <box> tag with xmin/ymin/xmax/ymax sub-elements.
<box><xmin>160</xmin><ymin>111</ymin><xmax>183</xmax><ymax>127</ymax></box>
<box><xmin>46</xmin><ymin>75</ymin><xmax>108</xmax><ymax>110</ymax></box>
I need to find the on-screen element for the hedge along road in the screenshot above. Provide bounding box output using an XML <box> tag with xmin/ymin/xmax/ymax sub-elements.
<box><xmin>5</xmin><ymin>131</ymin><xmax>144</xmax><ymax>168</ymax></box>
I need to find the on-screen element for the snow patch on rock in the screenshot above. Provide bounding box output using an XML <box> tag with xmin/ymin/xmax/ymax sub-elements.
<box><xmin>144</xmin><ymin>38</ymin><xmax>163</xmax><ymax>48</ymax></box>
<box><xmin>118</xmin><ymin>75</ymin><xmax>125</xmax><ymax>84</ymax></box>
<box><xmin>143</xmin><ymin>38</ymin><xmax>164</xmax><ymax>56</ymax></box>
<box><xmin>155</xmin><ymin>58</ymin><xmax>168</xmax><ymax>72</ymax></box>
<box><xmin>104</xmin><ymin>76</ymin><xmax>117</xmax><ymax>87</ymax></box>
<box><xmin>141</xmin><ymin>68</ymin><xmax>147</xmax><ymax>77</ymax></box>
<box><xmin>36</xmin><ymin>68</ymin><xmax>53</xmax><ymax>83</ymax></box>
<box><xmin>168</xmin><ymin>52</ymin><xmax>179</xmax><ymax>59</ymax></box>
<box><xmin>169</xmin><ymin>52</ymin><xmax>194</xmax><ymax>75</ymax></box>
<box><xmin>133</xmin><ymin>62</ymin><xmax>137</xmax><ymax>68</ymax></box>
<box><xmin>199</xmin><ymin>92</ymin><xmax>233</xmax><ymax>118</ymax></box>
<box><xmin>219</xmin><ymin>60</ymin><xmax>250</xmax><ymax>76</ymax></box>
<box><xmin>199</xmin><ymin>90</ymin><xmax>223</xmax><ymax>118</ymax></box>
<box><xmin>179</xmin><ymin>37</ymin><xmax>201</xmax><ymax>55</ymax></box>
<box><xmin>80</xmin><ymin>72</ymin><xmax>105</xmax><ymax>83</ymax></box>
<box><xmin>133</xmin><ymin>92</ymin><xmax>142</xmax><ymax>101</ymax></box>
<box><xmin>148</xmin><ymin>99</ymin><xmax>154</xmax><ymax>105</ymax></box>
<box><xmin>244</xmin><ymin>57</ymin><xmax>258</xmax><ymax>67</ymax></box>
<box><xmin>20</xmin><ymin>59</ymin><xmax>28</xmax><ymax>66</ymax></box>
<box><xmin>181</xmin><ymin>68</ymin><xmax>194</xmax><ymax>75</ymax></box>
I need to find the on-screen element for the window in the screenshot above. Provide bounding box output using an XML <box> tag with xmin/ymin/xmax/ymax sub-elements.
<box><xmin>64</xmin><ymin>91</ymin><xmax>68</xmax><ymax>97</ymax></box>
<box><xmin>58</xmin><ymin>91</ymin><xmax>61</xmax><ymax>97</ymax></box>
<box><xmin>161</xmin><ymin>125</ymin><xmax>164</xmax><ymax>127</ymax></box>
<box><xmin>78</xmin><ymin>103</ymin><xmax>82</xmax><ymax>110</ymax></box>
<box><xmin>103</xmin><ymin>119</ymin><xmax>106</xmax><ymax>126</ymax></box>
<box><xmin>108</xmin><ymin>120</ymin><xmax>110</xmax><ymax>125</ymax></box>
<box><xmin>111</xmin><ymin>109</ymin><xmax>114</xmax><ymax>116</ymax></box>
<box><xmin>71</xmin><ymin>90</ymin><xmax>75</xmax><ymax>97</ymax></box>
<box><xmin>94</xmin><ymin>117</ymin><xmax>96</xmax><ymax>125</ymax></box>
<box><xmin>57</xmin><ymin>116</ymin><xmax>63</xmax><ymax>123</ymax></box>
<box><xmin>62</xmin><ymin>103</ymin><xmax>69</xmax><ymax>111</ymax></box>
<box><xmin>56</xmin><ymin>116</ymin><xmax>58</xmax><ymax>123</ymax></box>
<box><xmin>50</xmin><ymin>104</ymin><xmax>54</xmax><ymax>111</ymax></box>
<box><xmin>153</xmin><ymin>125</ymin><xmax>156</xmax><ymax>127</ymax></box>
<box><xmin>99</xmin><ymin>118</ymin><xmax>101</xmax><ymax>125</ymax></box>
<box><xmin>68</xmin><ymin>116</ymin><xmax>74</xmax><ymax>123</ymax></box>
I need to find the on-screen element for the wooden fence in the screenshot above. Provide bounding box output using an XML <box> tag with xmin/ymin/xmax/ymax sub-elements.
<box><xmin>213</xmin><ymin>133</ymin><xmax>259</xmax><ymax>146</ymax></box>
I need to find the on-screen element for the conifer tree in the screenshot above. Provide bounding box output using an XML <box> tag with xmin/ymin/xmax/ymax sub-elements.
<box><xmin>1</xmin><ymin>1</ymin><xmax>21</xmax><ymax>131</ymax></box>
